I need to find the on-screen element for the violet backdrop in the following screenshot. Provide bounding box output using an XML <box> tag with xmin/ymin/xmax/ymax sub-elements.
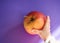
<box><xmin>0</xmin><ymin>0</ymin><xmax>60</xmax><ymax>43</ymax></box>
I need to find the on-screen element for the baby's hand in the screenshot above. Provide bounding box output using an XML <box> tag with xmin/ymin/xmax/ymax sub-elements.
<box><xmin>32</xmin><ymin>16</ymin><xmax>51</xmax><ymax>40</ymax></box>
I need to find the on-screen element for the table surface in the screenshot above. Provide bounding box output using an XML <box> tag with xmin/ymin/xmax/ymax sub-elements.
<box><xmin>0</xmin><ymin>0</ymin><xmax>60</xmax><ymax>43</ymax></box>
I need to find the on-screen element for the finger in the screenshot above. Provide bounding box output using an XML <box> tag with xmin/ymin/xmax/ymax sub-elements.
<box><xmin>32</xmin><ymin>29</ymin><xmax>42</xmax><ymax>34</ymax></box>
<box><xmin>44</xmin><ymin>16</ymin><xmax>50</xmax><ymax>29</ymax></box>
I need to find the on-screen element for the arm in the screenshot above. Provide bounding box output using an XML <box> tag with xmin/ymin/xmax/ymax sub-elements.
<box><xmin>32</xmin><ymin>16</ymin><xmax>60</xmax><ymax>43</ymax></box>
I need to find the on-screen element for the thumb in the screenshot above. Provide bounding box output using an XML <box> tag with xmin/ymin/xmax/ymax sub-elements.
<box><xmin>44</xmin><ymin>16</ymin><xmax>50</xmax><ymax>29</ymax></box>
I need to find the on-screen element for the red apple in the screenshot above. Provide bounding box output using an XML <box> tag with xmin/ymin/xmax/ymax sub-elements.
<box><xmin>24</xmin><ymin>11</ymin><xmax>46</xmax><ymax>35</ymax></box>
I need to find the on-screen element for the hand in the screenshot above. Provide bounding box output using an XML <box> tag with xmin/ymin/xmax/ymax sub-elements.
<box><xmin>32</xmin><ymin>16</ymin><xmax>51</xmax><ymax>40</ymax></box>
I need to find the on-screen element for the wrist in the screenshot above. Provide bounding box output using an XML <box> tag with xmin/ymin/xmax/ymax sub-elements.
<box><xmin>44</xmin><ymin>33</ymin><xmax>51</xmax><ymax>41</ymax></box>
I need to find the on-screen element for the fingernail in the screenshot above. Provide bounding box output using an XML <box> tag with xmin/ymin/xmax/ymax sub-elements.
<box><xmin>47</xmin><ymin>16</ymin><xmax>49</xmax><ymax>17</ymax></box>
<box><xmin>32</xmin><ymin>30</ymin><xmax>34</xmax><ymax>32</ymax></box>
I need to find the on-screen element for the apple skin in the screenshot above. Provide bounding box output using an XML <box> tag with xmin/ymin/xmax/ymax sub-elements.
<box><xmin>24</xmin><ymin>11</ymin><xmax>46</xmax><ymax>35</ymax></box>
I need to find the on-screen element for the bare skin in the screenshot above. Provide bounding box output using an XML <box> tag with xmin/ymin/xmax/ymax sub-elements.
<box><xmin>32</xmin><ymin>16</ymin><xmax>51</xmax><ymax>40</ymax></box>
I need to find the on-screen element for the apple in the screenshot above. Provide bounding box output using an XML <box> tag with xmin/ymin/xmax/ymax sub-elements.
<box><xmin>24</xmin><ymin>11</ymin><xmax>46</xmax><ymax>35</ymax></box>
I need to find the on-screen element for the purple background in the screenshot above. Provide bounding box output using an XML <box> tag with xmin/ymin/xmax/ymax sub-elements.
<box><xmin>0</xmin><ymin>0</ymin><xmax>60</xmax><ymax>43</ymax></box>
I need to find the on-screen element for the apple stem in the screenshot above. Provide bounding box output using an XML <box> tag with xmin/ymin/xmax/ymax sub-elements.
<box><xmin>24</xmin><ymin>16</ymin><xmax>28</xmax><ymax>18</ymax></box>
